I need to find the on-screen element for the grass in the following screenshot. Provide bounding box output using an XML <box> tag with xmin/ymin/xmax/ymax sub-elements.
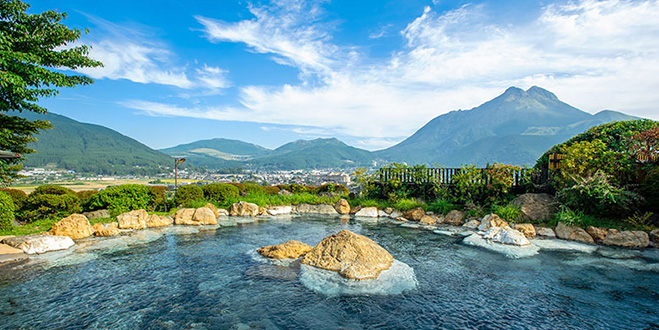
<box><xmin>0</xmin><ymin>218</ymin><xmax>59</xmax><ymax>236</ymax></box>
<box><xmin>220</xmin><ymin>192</ymin><xmax>342</xmax><ymax>208</ymax></box>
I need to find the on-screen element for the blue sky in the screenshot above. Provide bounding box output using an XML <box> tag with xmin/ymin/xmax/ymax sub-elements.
<box><xmin>32</xmin><ymin>0</ymin><xmax>659</xmax><ymax>151</ymax></box>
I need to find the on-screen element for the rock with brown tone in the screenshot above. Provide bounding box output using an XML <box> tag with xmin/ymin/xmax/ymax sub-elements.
<box><xmin>204</xmin><ymin>203</ymin><xmax>220</xmax><ymax>217</ymax></box>
<box><xmin>301</xmin><ymin>230</ymin><xmax>394</xmax><ymax>280</ymax></box>
<box><xmin>555</xmin><ymin>222</ymin><xmax>594</xmax><ymax>244</ymax></box>
<box><xmin>335</xmin><ymin>199</ymin><xmax>351</xmax><ymax>214</ymax></box>
<box><xmin>258</xmin><ymin>207</ymin><xmax>268</xmax><ymax>216</ymax></box>
<box><xmin>512</xmin><ymin>223</ymin><xmax>536</xmax><ymax>238</ymax></box>
<box><xmin>278</xmin><ymin>189</ymin><xmax>293</xmax><ymax>196</ymax></box>
<box><xmin>535</xmin><ymin>227</ymin><xmax>556</xmax><ymax>237</ymax></box>
<box><xmin>463</xmin><ymin>219</ymin><xmax>480</xmax><ymax>229</ymax></box>
<box><xmin>403</xmin><ymin>208</ymin><xmax>425</xmax><ymax>221</ymax></box>
<box><xmin>49</xmin><ymin>214</ymin><xmax>93</xmax><ymax>239</ymax></box>
<box><xmin>586</xmin><ymin>226</ymin><xmax>609</xmax><ymax>242</ymax></box>
<box><xmin>82</xmin><ymin>209</ymin><xmax>110</xmax><ymax>220</ymax></box>
<box><xmin>477</xmin><ymin>214</ymin><xmax>510</xmax><ymax>231</ymax></box>
<box><xmin>174</xmin><ymin>207</ymin><xmax>218</xmax><ymax>225</ymax></box>
<box><xmin>650</xmin><ymin>229</ymin><xmax>659</xmax><ymax>246</ymax></box>
<box><xmin>602</xmin><ymin>229</ymin><xmax>649</xmax><ymax>248</ymax></box>
<box><xmin>92</xmin><ymin>222</ymin><xmax>120</xmax><ymax>237</ymax></box>
<box><xmin>229</xmin><ymin>201</ymin><xmax>260</xmax><ymax>216</ymax></box>
<box><xmin>384</xmin><ymin>207</ymin><xmax>394</xmax><ymax>214</ymax></box>
<box><xmin>510</xmin><ymin>193</ymin><xmax>556</xmax><ymax>222</ymax></box>
<box><xmin>420</xmin><ymin>215</ymin><xmax>436</xmax><ymax>225</ymax></box>
<box><xmin>350</xmin><ymin>206</ymin><xmax>362</xmax><ymax>214</ymax></box>
<box><xmin>257</xmin><ymin>240</ymin><xmax>313</xmax><ymax>259</ymax></box>
<box><xmin>444</xmin><ymin>210</ymin><xmax>466</xmax><ymax>226</ymax></box>
<box><xmin>217</xmin><ymin>209</ymin><xmax>229</xmax><ymax>216</ymax></box>
<box><xmin>174</xmin><ymin>208</ymin><xmax>195</xmax><ymax>224</ymax></box>
<box><xmin>147</xmin><ymin>214</ymin><xmax>172</xmax><ymax>228</ymax></box>
<box><xmin>117</xmin><ymin>209</ymin><xmax>149</xmax><ymax>230</ymax></box>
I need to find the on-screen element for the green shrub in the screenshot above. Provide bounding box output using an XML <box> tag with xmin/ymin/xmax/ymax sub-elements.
<box><xmin>148</xmin><ymin>185</ymin><xmax>171</xmax><ymax>212</ymax></box>
<box><xmin>641</xmin><ymin>169</ymin><xmax>659</xmax><ymax>212</ymax></box>
<box><xmin>0</xmin><ymin>191</ymin><xmax>16</xmax><ymax>231</ymax></box>
<box><xmin>175</xmin><ymin>185</ymin><xmax>204</xmax><ymax>207</ymax></box>
<box><xmin>624</xmin><ymin>212</ymin><xmax>656</xmax><ymax>231</ymax></box>
<box><xmin>0</xmin><ymin>188</ymin><xmax>27</xmax><ymax>209</ymax></box>
<box><xmin>76</xmin><ymin>190</ymin><xmax>98</xmax><ymax>207</ymax></box>
<box><xmin>227</xmin><ymin>182</ymin><xmax>246</xmax><ymax>194</ymax></box>
<box><xmin>20</xmin><ymin>193</ymin><xmax>81</xmax><ymax>222</ymax></box>
<box><xmin>87</xmin><ymin>184</ymin><xmax>156</xmax><ymax>215</ymax></box>
<box><xmin>202</xmin><ymin>183</ymin><xmax>239</xmax><ymax>203</ymax></box>
<box><xmin>391</xmin><ymin>198</ymin><xmax>426</xmax><ymax>211</ymax></box>
<box><xmin>263</xmin><ymin>186</ymin><xmax>280</xmax><ymax>195</ymax></box>
<box><xmin>492</xmin><ymin>204</ymin><xmax>522</xmax><ymax>223</ymax></box>
<box><xmin>31</xmin><ymin>185</ymin><xmax>77</xmax><ymax>197</ymax></box>
<box><xmin>288</xmin><ymin>183</ymin><xmax>308</xmax><ymax>194</ymax></box>
<box><xmin>316</xmin><ymin>183</ymin><xmax>349</xmax><ymax>195</ymax></box>
<box><xmin>557</xmin><ymin>172</ymin><xmax>642</xmax><ymax>218</ymax></box>
<box><xmin>243</xmin><ymin>183</ymin><xmax>264</xmax><ymax>194</ymax></box>
<box><xmin>427</xmin><ymin>198</ymin><xmax>457</xmax><ymax>215</ymax></box>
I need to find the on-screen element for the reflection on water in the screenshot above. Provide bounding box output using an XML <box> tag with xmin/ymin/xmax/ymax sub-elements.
<box><xmin>0</xmin><ymin>215</ymin><xmax>658</xmax><ymax>329</ymax></box>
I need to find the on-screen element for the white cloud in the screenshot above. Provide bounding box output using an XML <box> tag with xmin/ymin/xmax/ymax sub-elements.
<box><xmin>128</xmin><ymin>0</ymin><xmax>659</xmax><ymax>150</ymax></box>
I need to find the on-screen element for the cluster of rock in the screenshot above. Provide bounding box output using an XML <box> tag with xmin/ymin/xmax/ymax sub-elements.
<box><xmin>257</xmin><ymin>229</ymin><xmax>394</xmax><ymax>280</ymax></box>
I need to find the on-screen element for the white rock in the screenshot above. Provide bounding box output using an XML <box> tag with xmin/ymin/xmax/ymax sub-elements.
<box><xmin>535</xmin><ymin>227</ymin><xmax>556</xmax><ymax>237</ymax></box>
<box><xmin>267</xmin><ymin>205</ymin><xmax>293</xmax><ymax>216</ymax></box>
<box><xmin>355</xmin><ymin>207</ymin><xmax>379</xmax><ymax>217</ymax></box>
<box><xmin>481</xmin><ymin>227</ymin><xmax>530</xmax><ymax>246</ymax></box>
<box><xmin>296</xmin><ymin>204</ymin><xmax>338</xmax><ymax>215</ymax></box>
<box><xmin>463</xmin><ymin>234</ymin><xmax>540</xmax><ymax>259</ymax></box>
<box><xmin>378</xmin><ymin>210</ymin><xmax>389</xmax><ymax>218</ymax></box>
<box><xmin>2</xmin><ymin>235</ymin><xmax>75</xmax><ymax>255</ymax></box>
<box><xmin>389</xmin><ymin>210</ymin><xmax>402</xmax><ymax>218</ymax></box>
<box><xmin>531</xmin><ymin>238</ymin><xmax>597</xmax><ymax>253</ymax></box>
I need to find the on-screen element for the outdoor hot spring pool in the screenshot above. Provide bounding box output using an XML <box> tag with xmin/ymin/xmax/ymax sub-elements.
<box><xmin>1</xmin><ymin>215</ymin><xmax>658</xmax><ymax>329</ymax></box>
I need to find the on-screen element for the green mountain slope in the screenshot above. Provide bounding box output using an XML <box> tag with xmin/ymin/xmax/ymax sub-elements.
<box><xmin>160</xmin><ymin>138</ymin><xmax>271</xmax><ymax>169</ymax></box>
<box><xmin>16</xmin><ymin>111</ymin><xmax>173</xmax><ymax>175</ymax></box>
<box><xmin>250</xmin><ymin>138</ymin><xmax>374</xmax><ymax>169</ymax></box>
<box><xmin>376</xmin><ymin>86</ymin><xmax>637</xmax><ymax>166</ymax></box>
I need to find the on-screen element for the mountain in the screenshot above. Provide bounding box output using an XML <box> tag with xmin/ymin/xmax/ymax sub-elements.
<box><xmin>250</xmin><ymin>138</ymin><xmax>374</xmax><ymax>169</ymax></box>
<box><xmin>15</xmin><ymin>111</ymin><xmax>173</xmax><ymax>175</ymax></box>
<box><xmin>159</xmin><ymin>138</ymin><xmax>271</xmax><ymax>169</ymax></box>
<box><xmin>376</xmin><ymin>86</ymin><xmax>637</xmax><ymax>166</ymax></box>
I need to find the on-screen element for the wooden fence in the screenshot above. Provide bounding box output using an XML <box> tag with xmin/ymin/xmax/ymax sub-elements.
<box><xmin>377</xmin><ymin>167</ymin><xmax>531</xmax><ymax>187</ymax></box>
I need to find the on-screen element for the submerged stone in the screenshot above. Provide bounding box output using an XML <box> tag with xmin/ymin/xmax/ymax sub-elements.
<box><xmin>301</xmin><ymin>230</ymin><xmax>393</xmax><ymax>280</ymax></box>
<box><xmin>257</xmin><ymin>240</ymin><xmax>313</xmax><ymax>259</ymax></box>
<box><xmin>482</xmin><ymin>227</ymin><xmax>531</xmax><ymax>246</ymax></box>
<box><xmin>463</xmin><ymin>234</ymin><xmax>540</xmax><ymax>259</ymax></box>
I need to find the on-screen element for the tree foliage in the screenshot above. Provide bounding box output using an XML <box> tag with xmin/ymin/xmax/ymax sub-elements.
<box><xmin>0</xmin><ymin>0</ymin><xmax>102</xmax><ymax>184</ymax></box>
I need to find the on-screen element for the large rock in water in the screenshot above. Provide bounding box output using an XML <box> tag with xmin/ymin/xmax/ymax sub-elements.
<box><xmin>482</xmin><ymin>227</ymin><xmax>531</xmax><ymax>246</ymax></box>
<box><xmin>510</xmin><ymin>193</ymin><xmax>556</xmax><ymax>222</ymax></box>
<box><xmin>555</xmin><ymin>222</ymin><xmax>594</xmax><ymax>244</ymax></box>
<box><xmin>403</xmin><ymin>208</ymin><xmax>425</xmax><ymax>221</ymax></box>
<box><xmin>175</xmin><ymin>207</ymin><xmax>217</xmax><ymax>225</ymax></box>
<box><xmin>296</xmin><ymin>204</ymin><xmax>338</xmax><ymax>215</ymax></box>
<box><xmin>117</xmin><ymin>209</ymin><xmax>149</xmax><ymax>230</ymax></box>
<box><xmin>512</xmin><ymin>223</ymin><xmax>536</xmax><ymax>238</ymax></box>
<box><xmin>477</xmin><ymin>214</ymin><xmax>509</xmax><ymax>232</ymax></box>
<box><xmin>147</xmin><ymin>214</ymin><xmax>172</xmax><ymax>228</ymax></box>
<box><xmin>602</xmin><ymin>229</ymin><xmax>649</xmax><ymax>248</ymax></box>
<box><xmin>335</xmin><ymin>199</ymin><xmax>351</xmax><ymax>214</ymax></box>
<box><xmin>257</xmin><ymin>240</ymin><xmax>313</xmax><ymax>259</ymax></box>
<box><xmin>49</xmin><ymin>214</ymin><xmax>93</xmax><ymax>239</ymax></box>
<box><xmin>229</xmin><ymin>201</ymin><xmax>260</xmax><ymax>216</ymax></box>
<box><xmin>355</xmin><ymin>207</ymin><xmax>379</xmax><ymax>217</ymax></box>
<box><xmin>301</xmin><ymin>230</ymin><xmax>394</xmax><ymax>280</ymax></box>
<box><xmin>1</xmin><ymin>235</ymin><xmax>74</xmax><ymax>254</ymax></box>
<box><xmin>93</xmin><ymin>222</ymin><xmax>120</xmax><ymax>237</ymax></box>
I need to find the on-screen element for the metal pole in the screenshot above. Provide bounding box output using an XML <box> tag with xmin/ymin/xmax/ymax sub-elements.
<box><xmin>175</xmin><ymin>158</ymin><xmax>178</xmax><ymax>191</ymax></box>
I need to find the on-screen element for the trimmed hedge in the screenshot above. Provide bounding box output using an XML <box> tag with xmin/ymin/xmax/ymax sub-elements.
<box><xmin>202</xmin><ymin>183</ymin><xmax>239</xmax><ymax>203</ymax></box>
<box><xmin>31</xmin><ymin>185</ymin><xmax>77</xmax><ymax>197</ymax></box>
<box><xmin>20</xmin><ymin>193</ymin><xmax>81</xmax><ymax>222</ymax></box>
<box><xmin>0</xmin><ymin>188</ymin><xmax>27</xmax><ymax>209</ymax></box>
<box><xmin>76</xmin><ymin>190</ymin><xmax>98</xmax><ymax>207</ymax></box>
<box><xmin>0</xmin><ymin>191</ymin><xmax>15</xmax><ymax>231</ymax></box>
<box><xmin>149</xmin><ymin>185</ymin><xmax>171</xmax><ymax>212</ymax></box>
<box><xmin>175</xmin><ymin>185</ymin><xmax>204</xmax><ymax>207</ymax></box>
<box><xmin>86</xmin><ymin>184</ymin><xmax>156</xmax><ymax>216</ymax></box>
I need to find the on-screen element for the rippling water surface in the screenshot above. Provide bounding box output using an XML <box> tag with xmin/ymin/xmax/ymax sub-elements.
<box><xmin>1</xmin><ymin>215</ymin><xmax>658</xmax><ymax>329</ymax></box>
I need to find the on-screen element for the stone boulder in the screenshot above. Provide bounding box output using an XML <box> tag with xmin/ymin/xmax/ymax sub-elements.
<box><xmin>204</xmin><ymin>203</ymin><xmax>220</xmax><ymax>217</ymax></box>
<box><xmin>147</xmin><ymin>214</ymin><xmax>172</xmax><ymax>228</ymax></box>
<box><xmin>257</xmin><ymin>240</ymin><xmax>313</xmax><ymax>259</ymax></box>
<box><xmin>482</xmin><ymin>227</ymin><xmax>531</xmax><ymax>246</ymax></box>
<box><xmin>403</xmin><ymin>207</ymin><xmax>425</xmax><ymax>221</ymax></box>
<box><xmin>384</xmin><ymin>207</ymin><xmax>394</xmax><ymax>214</ymax></box>
<box><xmin>420</xmin><ymin>215</ymin><xmax>436</xmax><ymax>225</ymax></box>
<box><xmin>512</xmin><ymin>223</ymin><xmax>536</xmax><ymax>238</ymax></box>
<box><xmin>296</xmin><ymin>203</ymin><xmax>338</xmax><ymax>215</ymax></box>
<box><xmin>267</xmin><ymin>205</ymin><xmax>293</xmax><ymax>216</ymax></box>
<box><xmin>93</xmin><ymin>222</ymin><xmax>120</xmax><ymax>237</ymax></box>
<box><xmin>650</xmin><ymin>229</ymin><xmax>659</xmax><ymax>246</ymax></box>
<box><xmin>229</xmin><ymin>201</ymin><xmax>260</xmax><ymax>216</ymax></box>
<box><xmin>174</xmin><ymin>207</ymin><xmax>218</xmax><ymax>225</ymax></box>
<box><xmin>510</xmin><ymin>193</ymin><xmax>556</xmax><ymax>222</ymax></box>
<box><xmin>355</xmin><ymin>206</ymin><xmax>379</xmax><ymax>217</ymax></box>
<box><xmin>82</xmin><ymin>209</ymin><xmax>110</xmax><ymax>220</ymax></box>
<box><xmin>258</xmin><ymin>206</ymin><xmax>268</xmax><ymax>216</ymax></box>
<box><xmin>463</xmin><ymin>219</ymin><xmax>480</xmax><ymax>229</ymax></box>
<box><xmin>602</xmin><ymin>229</ymin><xmax>649</xmax><ymax>248</ymax></box>
<box><xmin>335</xmin><ymin>199</ymin><xmax>351</xmax><ymax>214</ymax></box>
<box><xmin>444</xmin><ymin>210</ymin><xmax>466</xmax><ymax>226</ymax></box>
<box><xmin>477</xmin><ymin>214</ymin><xmax>509</xmax><ymax>232</ymax></box>
<box><xmin>535</xmin><ymin>227</ymin><xmax>556</xmax><ymax>237</ymax></box>
<box><xmin>217</xmin><ymin>209</ymin><xmax>229</xmax><ymax>216</ymax></box>
<box><xmin>1</xmin><ymin>235</ymin><xmax>74</xmax><ymax>254</ymax></box>
<box><xmin>117</xmin><ymin>209</ymin><xmax>149</xmax><ymax>230</ymax></box>
<box><xmin>586</xmin><ymin>226</ymin><xmax>609</xmax><ymax>242</ymax></box>
<box><xmin>350</xmin><ymin>206</ymin><xmax>361</xmax><ymax>214</ymax></box>
<box><xmin>49</xmin><ymin>214</ymin><xmax>93</xmax><ymax>239</ymax></box>
<box><xmin>555</xmin><ymin>223</ymin><xmax>594</xmax><ymax>244</ymax></box>
<box><xmin>301</xmin><ymin>230</ymin><xmax>394</xmax><ymax>280</ymax></box>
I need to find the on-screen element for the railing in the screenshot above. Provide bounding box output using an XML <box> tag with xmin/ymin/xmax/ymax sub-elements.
<box><xmin>377</xmin><ymin>167</ymin><xmax>531</xmax><ymax>187</ymax></box>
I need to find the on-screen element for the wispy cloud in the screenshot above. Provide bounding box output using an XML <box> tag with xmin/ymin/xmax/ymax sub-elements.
<box><xmin>126</xmin><ymin>0</ymin><xmax>659</xmax><ymax>150</ymax></box>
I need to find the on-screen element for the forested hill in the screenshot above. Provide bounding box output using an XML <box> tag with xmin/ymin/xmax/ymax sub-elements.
<box><xmin>16</xmin><ymin>111</ymin><xmax>173</xmax><ymax>175</ymax></box>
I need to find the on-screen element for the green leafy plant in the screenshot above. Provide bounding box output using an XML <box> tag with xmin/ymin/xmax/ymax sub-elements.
<box><xmin>557</xmin><ymin>171</ymin><xmax>642</xmax><ymax>218</ymax></box>
<box><xmin>427</xmin><ymin>198</ymin><xmax>457</xmax><ymax>215</ymax></box>
<box><xmin>174</xmin><ymin>185</ymin><xmax>204</xmax><ymax>207</ymax></box>
<box><xmin>0</xmin><ymin>188</ymin><xmax>27</xmax><ymax>209</ymax></box>
<box><xmin>76</xmin><ymin>190</ymin><xmax>97</xmax><ymax>207</ymax></box>
<box><xmin>492</xmin><ymin>204</ymin><xmax>521</xmax><ymax>223</ymax></box>
<box><xmin>624</xmin><ymin>212</ymin><xmax>656</xmax><ymax>231</ymax></box>
<box><xmin>641</xmin><ymin>169</ymin><xmax>659</xmax><ymax>212</ymax></box>
<box><xmin>148</xmin><ymin>185</ymin><xmax>171</xmax><ymax>212</ymax></box>
<box><xmin>202</xmin><ymin>183</ymin><xmax>239</xmax><ymax>204</ymax></box>
<box><xmin>263</xmin><ymin>186</ymin><xmax>280</xmax><ymax>195</ymax></box>
<box><xmin>19</xmin><ymin>185</ymin><xmax>81</xmax><ymax>221</ymax></box>
<box><xmin>86</xmin><ymin>184</ymin><xmax>156</xmax><ymax>216</ymax></box>
<box><xmin>0</xmin><ymin>191</ymin><xmax>16</xmax><ymax>231</ymax></box>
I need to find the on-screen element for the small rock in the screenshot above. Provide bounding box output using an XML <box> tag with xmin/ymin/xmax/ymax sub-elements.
<box><xmin>586</xmin><ymin>226</ymin><xmax>609</xmax><ymax>242</ymax></box>
<box><xmin>93</xmin><ymin>222</ymin><xmax>120</xmax><ymax>237</ymax></box>
<box><xmin>378</xmin><ymin>209</ymin><xmax>389</xmax><ymax>218</ymax></box>
<box><xmin>482</xmin><ymin>227</ymin><xmax>531</xmax><ymax>246</ymax></box>
<box><xmin>229</xmin><ymin>201</ymin><xmax>260</xmax><ymax>216</ymax></box>
<box><xmin>403</xmin><ymin>207</ymin><xmax>425</xmax><ymax>221</ymax></box>
<box><xmin>463</xmin><ymin>219</ymin><xmax>480</xmax><ymax>229</ymax></box>
<box><xmin>258</xmin><ymin>206</ymin><xmax>268</xmax><ymax>216</ymax></box>
<box><xmin>257</xmin><ymin>240</ymin><xmax>313</xmax><ymax>259</ymax></box>
<box><xmin>117</xmin><ymin>209</ymin><xmax>149</xmax><ymax>230</ymax></box>
<box><xmin>355</xmin><ymin>207</ymin><xmax>379</xmax><ymax>217</ymax></box>
<box><xmin>444</xmin><ymin>210</ymin><xmax>466</xmax><ymax>226</ymax></box>
<box><xmin>512</xmin><ymin>223</ymin><xmax>536</xmax><ymax>238</ymax></box>
<box><xmin>419</xmin><ymin>215</ymin><xmax>436</xmax><ymax>225</ymax></box>
<box><xmin>477</xmin><ymin>214</ymin><xmax>509</xmax><ymax>231</ymax></box>
<box><xmin>335</xmin><ymin>199</ymin><xmax>351</xmax><ymax>214</ymax></box>
<box><xmin>384</xmin><ymin>207</ymin><xmax>394</xmax><ymax>214</ymax></box>
<box><xmin>602</xmin><ymin>229</ymin><xmax>649</xmax><ymax>248</ymax></box>
<box><xmin>49</xmin><ymin>214</ymin><xmax>93</xmax><ymax>239</ymax></box>
<box><xmin>555</xmin><ymin>222</ymin><xmax>594</xmax><ymax>244</ymax></box>
<box><xmin>535</xmin><ymin>227</ymin><xmax>556</xmax><ymax>237</ymax></box>
<box><xmin>389</xmin><ymin>210</ymin><xmax>402</xmax><ymax>218</ymax></box>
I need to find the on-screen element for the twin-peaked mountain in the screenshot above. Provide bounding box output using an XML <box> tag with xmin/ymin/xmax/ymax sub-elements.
<box><xmin>19</xmin><ymin>86</ymin><xmax>639</xmax><ymax>173</ymax></box>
